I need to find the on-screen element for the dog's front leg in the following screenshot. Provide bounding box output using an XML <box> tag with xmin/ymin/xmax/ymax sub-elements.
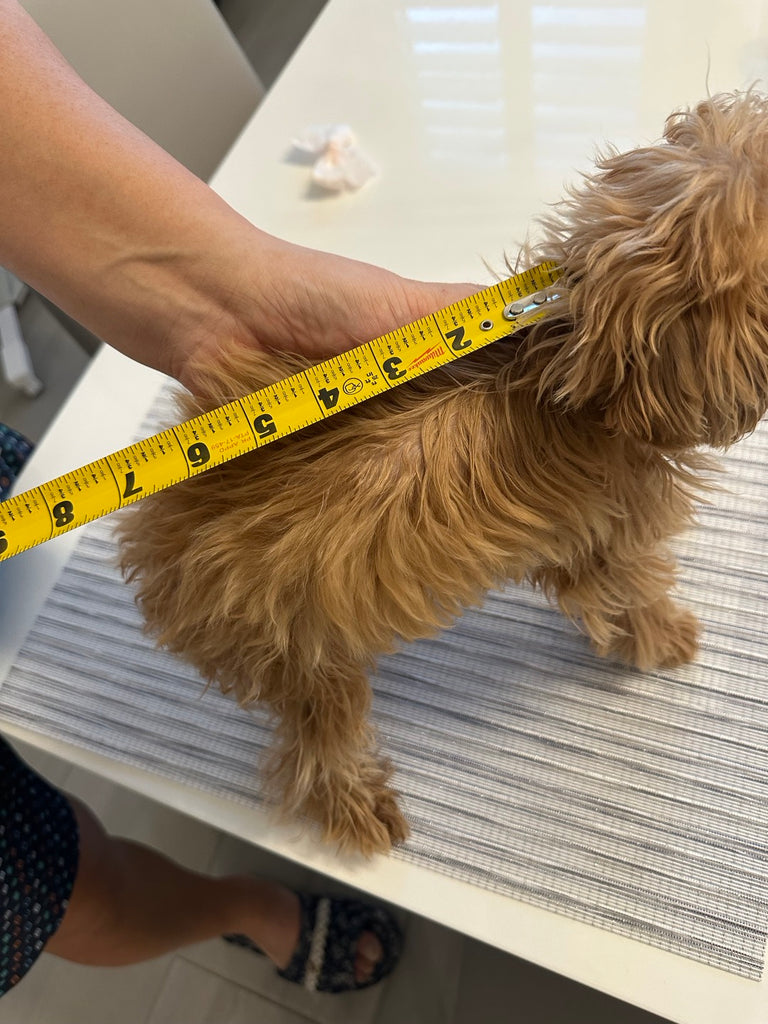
<box><xmin>541</xmin><ymin>544</ymin><xmax>699</xmax><ymax>670</ymax></box>
<box><xmin>262</xmin><ymin>665</ymin><xmax>409</xmax><ymax>856</ymax></box>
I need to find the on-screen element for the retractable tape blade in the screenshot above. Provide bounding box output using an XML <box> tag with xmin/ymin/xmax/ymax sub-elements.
<box><xmin>0</xmin><ymin>261</ymin><xmax>561</xmax><ymax>562</ymax></box>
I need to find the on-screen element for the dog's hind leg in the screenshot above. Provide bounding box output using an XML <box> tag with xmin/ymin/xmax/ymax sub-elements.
<box><xmin>538</xmin><ymin>543</ymin><xmax>699</xmax><ymax>670</ymax></box>
<box><xmin>261</xmin><ymin>663</ymin><xmax>409</xmax><ymax>857</ymax></box>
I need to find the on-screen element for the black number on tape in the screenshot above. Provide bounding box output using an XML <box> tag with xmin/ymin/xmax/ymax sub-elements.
<box><xmin>52</xmin><ymin>500</ymin><xmax>75</xmax><ymax>528</ymax></box>
<box><xmin>187</xmin><ymin>442</ymin><xmax>210</xmax><ymax>468</ymax></box>
<box><xmin>317</xmin><ymin>387</ymin><xmax>339</xmax><ymax>409</ymax></box>
<box><xmin>383</xmin><ymin>357</ymin><xmax>406</xmax><ymax>380</ymax></box>
<box><xmin>253</xmin><ymin>414</ymin><xmax>277</xmax><ymax>438</ymax></box>
<box><xmin>122</xmin><ymin>471</ymin><xmax>143</xmax><ymax>498</ymax></box>
<box><xmin>0</xmin><ymin>530</ymin><xmax>7</xmax><ymax>555</ymax></box>
<box><xmin>446</xmin><ymin>326</ymin><xmax>471</xmax><ymax>351</ymax></box>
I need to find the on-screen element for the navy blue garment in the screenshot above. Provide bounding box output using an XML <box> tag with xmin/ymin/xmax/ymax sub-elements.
<box><xmin>0</xmin><ymin>737</ymin><xmax>79</xmax><ymax>995</ymax></box>
<box><xmin>0</xmin><ymin>424</ymin><xmax>33</xmax><ymax>499</ymax></box>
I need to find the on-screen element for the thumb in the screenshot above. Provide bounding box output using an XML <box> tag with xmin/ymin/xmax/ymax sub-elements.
<box><xmin>406</xmin><ymin>280</ymin><xmax>485</xmax><ymax>320</ymax></box>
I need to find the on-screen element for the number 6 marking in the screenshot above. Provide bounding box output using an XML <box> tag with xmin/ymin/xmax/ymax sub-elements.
<box><xmin>186</xmin><ymin>442</ymin><xmax>210</xmax><ymax>468</ymax></box>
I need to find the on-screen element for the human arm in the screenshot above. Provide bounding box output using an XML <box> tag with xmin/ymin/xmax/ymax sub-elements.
<box><xmin>0</xmin><ymin>0</ymin><xmax>476</xmax><ymax>389</ymax></box>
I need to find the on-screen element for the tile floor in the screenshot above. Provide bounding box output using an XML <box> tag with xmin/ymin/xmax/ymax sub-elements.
<box><xmin>216</xmin><ymin>0</ymin><xmax>329</xmax><ymax>90</ymax></box>
<box><xmin>0</xmin><ymin>1</ymin><xmax>677</xmax><ymax>1021</ymax></box>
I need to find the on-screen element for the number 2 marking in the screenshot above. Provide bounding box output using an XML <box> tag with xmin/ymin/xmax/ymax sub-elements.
<box><xmin>446</xmin><ymin>326</ymin><xmax>471</xmax><ymax>351</ymax></box>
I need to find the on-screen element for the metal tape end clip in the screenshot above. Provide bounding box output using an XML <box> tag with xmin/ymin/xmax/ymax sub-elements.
<box><xmin>502</xmin><ymin>285</ymin><xmax>561</xmax><ymax>324</ymax></box>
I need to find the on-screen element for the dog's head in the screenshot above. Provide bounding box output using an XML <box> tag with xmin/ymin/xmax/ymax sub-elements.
<box><xmin>527</xmin><ymin>91</ymin><xmax>768</xmax><ymax>450</ymax></box>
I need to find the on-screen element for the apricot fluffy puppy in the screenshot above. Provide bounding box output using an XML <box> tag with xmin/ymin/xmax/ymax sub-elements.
<box><xmin>118</xmin><ymin>92</ymin><xmax>768</xmax><ymax>855</ymax></box>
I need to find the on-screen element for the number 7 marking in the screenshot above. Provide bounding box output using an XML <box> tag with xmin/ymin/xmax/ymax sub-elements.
<box><xmin>122</xmin><ymin>471</ymin><xmax>143</xmax><ymax>498</ymax></box>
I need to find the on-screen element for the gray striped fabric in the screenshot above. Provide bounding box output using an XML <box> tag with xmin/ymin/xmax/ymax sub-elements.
<box><xmin>2</xmin><ymin>387</ymin><xmax>768</xmax><ymax>979</ymax></box>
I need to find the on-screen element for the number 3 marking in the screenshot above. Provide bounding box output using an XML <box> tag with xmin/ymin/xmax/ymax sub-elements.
<box><xmin>382</xmin><ymin>357</ymin><xmax>406</xmax><ymax>380</ymax></box>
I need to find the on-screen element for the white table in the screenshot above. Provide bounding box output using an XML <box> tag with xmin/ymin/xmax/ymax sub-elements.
<box><xmin>2</xmin><ymin>2</ymin><xmax>767</xmax><ymax>1021</ymax></box>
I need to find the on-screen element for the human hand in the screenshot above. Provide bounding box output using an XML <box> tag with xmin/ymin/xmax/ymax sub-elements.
<box><xmin>173</xmin><ymin>237</ymin><xmax>480</xmax><ymax>392</ymax></box>
<box><xmin>0</xmin><ymin>2</ymin><xmax>480</xmax><ymax>392</ymax></box>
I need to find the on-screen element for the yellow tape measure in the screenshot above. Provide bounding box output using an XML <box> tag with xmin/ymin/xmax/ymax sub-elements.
<box><xmin>0</xmin><ymin>261</ymin><xmax>561</xmax><ymax>562</ymax></box>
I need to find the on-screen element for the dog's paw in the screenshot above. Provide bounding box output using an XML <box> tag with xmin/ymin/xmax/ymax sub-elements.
<box><xmin>652</xmin><ymin>606</ymin><xmax>700</xmax><ymax>668</ymax></box>
<box><xmin>274</xmin><ymin>755</ymin><xmax>410</xmax><ymax>857</ymax></box>
<box><xmin>599</xmin><ymin>601</ymin><xmax>700</xmax><ymax>670</ymax></box>
<box><xmin>322</xmin><ymin>782</ymin><xmax>410</xmax><ymax>857</ymax></box>
<box><xmin>369</xmin><ymin>785</ymin><xmax>411</xmax><ymax>848</ymax></box>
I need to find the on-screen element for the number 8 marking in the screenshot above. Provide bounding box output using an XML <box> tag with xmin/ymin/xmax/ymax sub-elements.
<box><xmin>52</xmin><ymin>500</ymin><xmax>75</xmax><ymax>528</ymax></box>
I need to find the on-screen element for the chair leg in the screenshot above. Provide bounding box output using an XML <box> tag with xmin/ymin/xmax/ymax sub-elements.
<box><xmin>0</xmin><ymin>303</ymin><xmax>44</xmax><ymax>397</ymax></box>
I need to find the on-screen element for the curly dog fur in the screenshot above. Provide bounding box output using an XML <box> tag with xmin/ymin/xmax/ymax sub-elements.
<box><xmin>117</xmin><ymin>92</ymin><xmax>768</xmax><ymax>855</ymax></box>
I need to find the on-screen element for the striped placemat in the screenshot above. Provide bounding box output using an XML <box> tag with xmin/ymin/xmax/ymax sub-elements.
<box><xmin>2</xmin><ymin>387</ymin><xmax>768</xmax><ymax>979</ymax></box>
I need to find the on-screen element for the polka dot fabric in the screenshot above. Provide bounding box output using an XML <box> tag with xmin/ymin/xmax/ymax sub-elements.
<box><xmin>0</xmin><ymin>738</ymin><xmax>78</xmax><ymax>995</ymax></box>
<box><xmin>0</xmin><ymin>425</ymin><xmax>33</xmax><ymax>500</ymax></box>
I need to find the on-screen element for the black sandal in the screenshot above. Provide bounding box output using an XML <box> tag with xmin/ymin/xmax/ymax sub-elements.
<box><xmin>223</xmin><ymin>891</ymin><xmax>402</xmax><ymax>993</ymax></box>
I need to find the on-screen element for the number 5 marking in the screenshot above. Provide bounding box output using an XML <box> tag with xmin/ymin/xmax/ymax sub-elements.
<box><xmin>253</xmin><ymin>414</ymin><xmax>277</xmax><ymax>438</ymax></box>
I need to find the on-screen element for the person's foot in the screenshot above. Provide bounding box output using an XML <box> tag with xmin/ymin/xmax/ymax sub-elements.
<box><xmin>259</xmin><ymin>883</ymin><xmax>383</xmax><ymax>984</ymax></box>
<box><xmin>225</xmin><ymin>880</ymin><xmax>401</xmax><ymax>993</ymax></box>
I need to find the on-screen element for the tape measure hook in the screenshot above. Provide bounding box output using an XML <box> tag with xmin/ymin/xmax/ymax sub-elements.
<box><xmin>503</xmin><ymin>284</ymin><xmax>561</xmax><ymax>324</ymax></box>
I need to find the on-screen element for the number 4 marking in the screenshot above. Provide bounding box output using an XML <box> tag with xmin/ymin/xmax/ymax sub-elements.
<box><xmin>317</xmin><ymin>387</ymin><xmax>339</xmax><ymax>409</ymax></box>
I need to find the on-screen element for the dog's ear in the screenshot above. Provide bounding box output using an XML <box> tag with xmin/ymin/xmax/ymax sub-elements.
<box><xmin>529</xmin><ymin>92</ymin><xmax>768</xmax><ymax>450</ymax></box>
